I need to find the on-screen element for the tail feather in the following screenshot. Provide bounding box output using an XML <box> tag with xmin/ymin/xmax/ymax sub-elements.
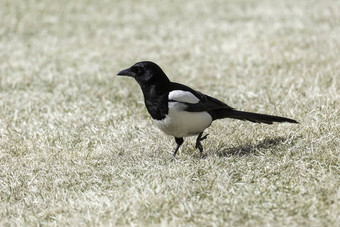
<box><xmin>212</xmin><ymin>109</ymin><xmax>298</xmax><ymax>124</ymax></box>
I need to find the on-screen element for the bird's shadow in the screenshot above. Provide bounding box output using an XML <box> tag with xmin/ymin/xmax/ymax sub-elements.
<box><xmin>214</xmin><ymin>136</ymin><xmax>298</xmax><ymax>157</ymax></box>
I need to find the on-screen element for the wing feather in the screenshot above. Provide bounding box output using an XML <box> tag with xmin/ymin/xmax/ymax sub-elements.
<box><xmin>169</xmin><ymin>82</ymin><xmax>234</xmax><ymax>112</ymax></box>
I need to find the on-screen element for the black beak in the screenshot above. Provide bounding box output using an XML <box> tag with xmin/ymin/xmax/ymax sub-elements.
<box><xmin>117</xmin><ymin>67</ymin><xmax>135</xmax><ymax>77</ymax></box>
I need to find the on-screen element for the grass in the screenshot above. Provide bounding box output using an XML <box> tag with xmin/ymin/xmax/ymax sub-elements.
<box><xmin>0</xmin><ymin>0</ymin><xmax>339</xmax><ymax>226</ymax></box>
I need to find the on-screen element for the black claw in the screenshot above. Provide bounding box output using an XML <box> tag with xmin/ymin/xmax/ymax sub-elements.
<box><xmin>195</xmin><ymin>143</ymin><xmax>202</xmax><ymax>152</ymax></box>
<box><xmin>195</xmin><ymin>132</ymin><xmax>209</xmax><ymax>153</ymax></box>
<box><xmin>197</xmin><ymin>144</ymin><xmax>203</xmax><ymax>153</ymax></box>
<box><xmin>200</xmin><ymin>133</ymin><xmax>209</xmax><ymax>141</ymax></box>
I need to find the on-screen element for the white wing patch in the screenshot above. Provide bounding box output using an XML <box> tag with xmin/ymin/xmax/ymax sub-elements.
<box><xmin>156</xmin><ymin>90</ymin><xmax>210</xmax><ymax>137</ymax></box>
<box><xmin>168</xmin><ymin>90</ymin><xmax>200</xmax><ymax>104</ymax></box>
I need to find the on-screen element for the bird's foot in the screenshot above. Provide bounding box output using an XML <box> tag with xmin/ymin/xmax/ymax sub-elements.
<box><xmin>200</xmin><ymin>133</ymin><xmax>209</xmax><ymax>142</ymax></box>
<box><xmin>200</xmin><ymin>153</ymin><xmax>207</xmax><ymax>159</ymax></box>
<box><xmin>195</xmin><ymin>142</ymin><xmax>203</xmax><ymax>153</ymax></box>
<box><xmin>195</xmin><ymin>133</ymin><xmax>209</xmax><ymax>153</ymax></box>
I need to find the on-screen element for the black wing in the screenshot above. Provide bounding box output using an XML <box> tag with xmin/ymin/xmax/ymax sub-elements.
<box><xmin>169</xmin><ymin>82</ymin><xmax>234</xmax><ymax>112</ymax></box>
<box><xmin>169</xmin><ymin>82</ymin><xmax>298</xmax><ymax>123</ymax></box>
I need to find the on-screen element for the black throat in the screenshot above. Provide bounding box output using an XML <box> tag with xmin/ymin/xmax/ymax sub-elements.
<box><xmin>138</xmin><ymin>79</ymin><xmax>171</xmax><ymax>121</ymax></box>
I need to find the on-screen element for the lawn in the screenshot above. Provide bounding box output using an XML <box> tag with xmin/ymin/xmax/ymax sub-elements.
<box><xmin>0</xmin><ymin>0</ymin><xmax>339</xmax><ymax>226</ymax></box>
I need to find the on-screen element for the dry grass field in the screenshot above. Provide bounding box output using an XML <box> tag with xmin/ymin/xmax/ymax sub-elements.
<box><xmin>0</xmin><ymin>0</ymin><xmax>339</xmax><ymax>226</ymax></box>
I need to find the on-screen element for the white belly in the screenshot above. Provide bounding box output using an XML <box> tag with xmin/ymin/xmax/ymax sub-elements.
<box><xmin>153</xmin><ymin>102</ymin><xmax>212</xmax><ymax>138</ymax></box>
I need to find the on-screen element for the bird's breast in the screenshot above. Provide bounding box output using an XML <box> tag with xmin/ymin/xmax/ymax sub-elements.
<box><xmin>144</xmin><ymin>96</ymin><xmax>169</xmax><ymax>120</ymax></box>
<box><xmin>153</xmin><ymin>102</ymin><xmax>212</xmax><ymax>138</ymax></box>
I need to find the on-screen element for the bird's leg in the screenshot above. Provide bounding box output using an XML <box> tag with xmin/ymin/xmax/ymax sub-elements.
<box><xmin>173</xmin><ymin>137</ymin><xmax>184</xmax><ymax>158</ymax></box>
<box><xmin>195</xmin><ymin>132</ymin><xmax>209</xmax><ymax>153</ymax></box>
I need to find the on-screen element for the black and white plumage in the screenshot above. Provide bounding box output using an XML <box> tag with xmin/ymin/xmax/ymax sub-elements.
<box><xmin>117</xmin><ymin>61</ymin><xmax>298</xmax><ymax>157</ymax></box>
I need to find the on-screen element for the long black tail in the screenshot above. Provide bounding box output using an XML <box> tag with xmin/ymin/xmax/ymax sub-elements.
<box><xmin>213</xmin><ymin>109</ymin><xmax>298</xmax><ymax>124</ymax></box>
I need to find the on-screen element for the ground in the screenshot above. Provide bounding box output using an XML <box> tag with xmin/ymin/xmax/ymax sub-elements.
<box><xmin>0</xmin><ymin>0</ymin><xmax>339</xmax><ymax>226</ymax></box>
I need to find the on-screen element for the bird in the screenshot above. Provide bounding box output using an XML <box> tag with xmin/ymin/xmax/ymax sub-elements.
<box><xmin>117</xmin><ymin>61</ymin><xmax>298</xmax><ymax>157</ymax></box>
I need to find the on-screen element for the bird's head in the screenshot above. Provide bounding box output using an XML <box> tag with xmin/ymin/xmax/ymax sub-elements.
<box><xmin>117</xmin><ymin>61</ymin><xmax>170</xmax><ymax>86</ymax></box>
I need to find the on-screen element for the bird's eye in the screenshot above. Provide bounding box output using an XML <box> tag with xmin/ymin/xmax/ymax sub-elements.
<box><xmin>132</xmin><ymin>66</ymin><xmax>145</xmax><ymax>75</ymax></box>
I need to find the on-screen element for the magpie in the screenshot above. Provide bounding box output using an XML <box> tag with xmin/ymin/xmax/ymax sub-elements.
<box><xmin>117</xmin><ymin>61</ymin><xmax>298</xmax><ymax>157</ymax></box>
